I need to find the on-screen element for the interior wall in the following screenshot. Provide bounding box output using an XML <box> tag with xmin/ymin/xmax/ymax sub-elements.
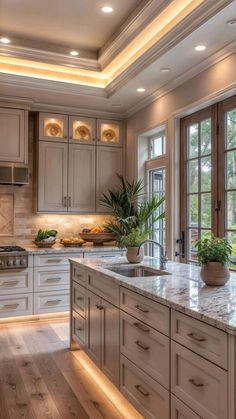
<box><xmin>0</xmin><ymin>115</ymin><xmax>107</xmax><ymax>245</ymax></box>
<box><xmin>126</xmin><ymin>53</ymin><xmax>236</xmax><ymax>258</ymax></box>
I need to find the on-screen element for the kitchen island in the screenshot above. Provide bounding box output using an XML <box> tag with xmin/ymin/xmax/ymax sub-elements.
<box><xmin>70</xmin><ymin>256</ymin><xmax>236</xmax><ymax>419</ymax></box>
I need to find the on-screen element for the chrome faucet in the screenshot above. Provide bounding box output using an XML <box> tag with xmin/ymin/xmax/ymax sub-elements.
<box><xmin>137</xmin><ymin>240</ymin><xmax>168</xmax><ymax>270</ymax></box>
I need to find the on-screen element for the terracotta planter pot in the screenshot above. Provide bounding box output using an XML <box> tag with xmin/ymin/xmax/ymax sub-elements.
<box><xmin>126</xmin><ymin>247</ymin><xmax>144</xmax><ymax>264</ymax></box>
<box><xmin>200</xmin><ymin>262</ymin><xmax>230</xmax><ymax>286</ymax></box>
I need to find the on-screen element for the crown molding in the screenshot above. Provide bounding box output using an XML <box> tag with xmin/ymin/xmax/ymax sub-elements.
<box><xmin>0</xmin><ymin>72</ymin><xmax>106</xmax><ymax>97</ymax></box>
<box><xmin>106</xmin><ymin>0</ymin><xmax>234</xmax><ymax>97</ymax></box>
<box><xmin>125</xmin><ymin>45</ymin><xmax>236</xmax><ymax>117</ymax></box>
<box><xmin>0</xmin><ymin>44</ymin><xmax>100</xmax><ymax>72</ymax></box>
<box><xmin>98</xmin><ymin>0</ymin><xmax>172</xmax><ymax>69</ymax></box>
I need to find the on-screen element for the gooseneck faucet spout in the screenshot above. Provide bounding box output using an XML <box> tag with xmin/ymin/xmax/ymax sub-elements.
<box><xmin>137</xmin><ymin>239</ymin><xmax>168</xmax><ymax>270</ymax></box>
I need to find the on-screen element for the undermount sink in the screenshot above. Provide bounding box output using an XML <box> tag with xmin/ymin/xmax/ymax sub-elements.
<box><xmin>106</xmin><ymin>265</ymin><xmax>171</xmax><ymax>278</ymax></box>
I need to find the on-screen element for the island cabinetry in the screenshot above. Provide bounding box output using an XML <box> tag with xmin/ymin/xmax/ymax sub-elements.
<box><xmin>87</xmin><ymin>271</ymin><xmax>119</xmax><ymax>306</ymax></box>
<box><xmin>171</xmin><ymin>395</ymin><xmax>201</xmax><ymax>419</ymax></box>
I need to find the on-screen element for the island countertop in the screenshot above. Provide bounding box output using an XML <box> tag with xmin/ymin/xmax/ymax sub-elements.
<box><xmin>69</xmin><ymin>256</ymin><xmax>236</xmax><ymax>334</ymax></box>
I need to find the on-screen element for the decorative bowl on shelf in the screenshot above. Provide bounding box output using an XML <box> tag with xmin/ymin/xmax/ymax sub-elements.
<box><xmin>79</xmin><ymin>232</ymin><xmax>115</xmax><ymax>246</ymax></box>
<box><xmin>33</xmin><ymin>240</ymin><xmax>56</xmax><ymax>248</ymax></box>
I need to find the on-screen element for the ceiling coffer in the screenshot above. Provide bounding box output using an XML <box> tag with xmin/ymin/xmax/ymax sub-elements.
<box><xmin>0</xmin><ymin>164</ymin><xmax>29</xmax><ymax>186</ymax></box>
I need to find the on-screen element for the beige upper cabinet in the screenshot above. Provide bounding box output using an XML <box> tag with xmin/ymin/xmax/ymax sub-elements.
<box><xmin>39</xmin><ymin>113</ymin><xmax>68</xmax><ymax>142</ymax></box>
<box><xmin>38</xmin><ymin>142</ymin><xmax>68</xmax><ymax>212</ymax></box>
<box><xmin>0</xmin><ymin>108</ymin><xmax>28</xmax><ymax>163</ymax></box>
<box><xmin>97</xmin><ymin>119</ymin><xmax>123</xmax><ymax>147</ymax></box>
<box><xmin>68</xmin><ymin>116</ymin><xmax>96</xmax><ymax>144</ymax></box>
<box><xmin>96</xmin><ymin>146</ymin><xmax>123</xmax><ymax>212</ymax></box>
<box><xmin>68</xmin><ymin>144</ymin><xmax>96</xmax><ymax>212</ymax></box>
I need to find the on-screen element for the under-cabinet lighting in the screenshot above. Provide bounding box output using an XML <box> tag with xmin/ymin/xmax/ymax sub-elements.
<box><xmin>70</xmin><ymin>50</ymin><xmax>79</xmax><ymax>56</ymax></box>
<box><xmin>136</xmin><ymin>87</ymin><xmax>146</xmax><ymax>92</ymax></box>
<box><xmin>0</xmin><ymin>37</ymin><xmax>11</xmax><ymax>44</ymax></box>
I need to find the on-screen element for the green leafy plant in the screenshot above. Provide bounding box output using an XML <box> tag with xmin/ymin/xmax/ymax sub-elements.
<box><xmin>195</xmin><ymin>235</ymin><xmax>232</xmax><ymax>266</ymax></box>
<box><xmin>35</xmin><ymin>229</ymin><xmax>58</xmax><ymax>242</ymax></box>
<box><xmin>100</xmin><ymin>175</ymin><xmax>165</xmax><ymax>247</ymax></box>
<box><xmin>119</xmin><ymin>228</ymin><xmax>149</xmax><ymax>248</ymax></box>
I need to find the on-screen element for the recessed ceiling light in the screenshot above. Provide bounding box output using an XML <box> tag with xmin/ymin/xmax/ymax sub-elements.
<box><xmin>161</xmin><ymin>68</ymin><xmax>170</xmax><ymax>73</ymax></box>
<box><xmin>0</xmin><ymin>37</ymin><xmax>11</xmax><ymax>44</ymax></box>
<box><xmin>101</xmin><ymin>6</ymin><xmax>113</xmax><ymax>13</ymax></box>
<box><xmin>195</xmin><ymin>45</ymin><xmax>206</xmax><ymax>51</ymax></box>
<box><xmin>70</xmin><ymin>50</ymin><xmax>79</xmax><ymax>56</ymax></box>
<box><xmin>226</xmin><ymin>19</ymin><xmax>236</xmax><ymax>26</ymax></box>
<box><xmin>137</xmin><ymin>87</ymin><xmax>146</xmax><ymax>92</ymax></box>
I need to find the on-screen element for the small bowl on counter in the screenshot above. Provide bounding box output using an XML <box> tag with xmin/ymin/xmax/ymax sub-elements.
<box><xmin>60</xmin><ymin>237</ymin><xmax>85</xmax><ymax>247</ymax></box>
<box><xmin>33</xmin><ymin>240</ymin><xmax>56</xmax><ymax>248</ymax></box>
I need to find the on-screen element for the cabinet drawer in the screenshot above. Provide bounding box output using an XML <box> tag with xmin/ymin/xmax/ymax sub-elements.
<box><xmin>34</xmin><ymin>290</ymin><xmax>69</xmax><ymax>314</ymax></box>
<box><xmin>83</xmin><ymin>251</ymin><xmax>124</xmax><ymax>259</ymax></box>
<box><xmin>171</xmin><ymin>342</ymin><xmax>227</xmax><ymax>419</ymax></box>
<box><xmin>120</xmin><ymin>355</ymin><xmax>169</xmax><ymax>419</ymax></box>
<box><xmin>34</xmin><ymin>253</ymin><xmax>82</xmax><ymax>267</ymax></box>
<box><xmin>87</xmin><ymin>272</ymin><xmax>119</xmax><ymax>306</ymax></box>
<box><xmin>120</xmin><ymin>287</ymin><xmax>169</xmax><ymax>335</ymax></box>
<box><xmin>71</xmin><ymin>264</ymin><xmax>86</xmax><ymax>286</ymax></box>
<box><xmin>171</xmin><ymin>311</ymin><xmax>228</xmax><ymax>369</ymax></box>
<box><xmin>171</xmin><ymin>396</ymin><xmax>201</xmax><ymax>419</ymax></box>
<box><xmin>120</xmin><ymin>311</ymin><xmax>169</xmax><ymax>388</ymax></box>
<box><xmin>0</xmin><ymin>294</ymin><xmax>33</xmax><ymax>318</ymax></box>
<box><xmin>72</xmin><ymin>282</ymin><xmax>86</xmax><ymax>317</ymax></box>
<box><xmin>0</xmin><ymin>269</ymin><xmax>33</xmax><ymax>295</ymax></box>
<box><xmin>72</xmin><ymin>310</ymin><xmax>86</xmax><ymax>348</ymax></box>
<box><xmin>34</xmin><ymin>267</ymin><xmax>69</xmax><ymax>292</ymax></box>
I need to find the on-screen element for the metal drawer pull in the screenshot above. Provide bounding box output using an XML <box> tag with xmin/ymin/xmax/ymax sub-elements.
<box><xmin>46</xmin><ymin>299</ymin><xmax>62</xmax><ymax>304</ymax></box>
<box><xmin>95</xmin><ymin>304</ymin><xmax>103</xmax><ymax>310</ymax></box>
<box><xmin>3</xmin><ymin>303</ymin><xmax>19</xmax><ymax>309</ymax></box>
<box><xmin>133</xmin><ymin>322</ymin><xmax>150</xmax><ymax>333</ymax></box>
<box><xmin>76</xmin><ymin>296</ymin><xmax>83</xmax><ymax>301</ymax></box>
<box><xmin>76</xmin><ymin>327</ymin><xmax>83</xmax><ymax>332</ymax></box>
<box><xmin>135</xmin><ymin>304</ymin><xmax>149</xmax><ymax>313</ymax></box>
<box><xmin>75</xmin><ymin>273</ymin><xmax>83</xmax><ymax>278</ymax></box>
<box><xmin>2</xmin><ymin>280</ymin><xmax>19</xmax><ymax>286</ymax></box>
<box><xmin>187</xmin><ymin>332</ymin><xmax>206</xmax><ymax>342</ymax></box>
<box><xmin>46</xmin><ymin>259</ymin><xmax>62</xmax><ymax>263</ymax></box>
<box><xmin>63</xmin><ymin>196</ymin><xmax>67</xmax><ymax>207</ymax></box>
<box><xmin>135</xmin><ymin>340</ymin><xmax>150</xmax><ymax>350</ymax></box>
<box><xmin>189</xmin><ymin>378</ymin><xmax>204</xmax><ymax>387</ymax></box>
<box><xmin>135</xmin><ymin>384</ymin><xmax>150</xmax><ymax>397</ymax></box>
<box><xmin>46</xmin><ymin>277</ymin><xmax>61</xmax><ymax>282</ymax></box>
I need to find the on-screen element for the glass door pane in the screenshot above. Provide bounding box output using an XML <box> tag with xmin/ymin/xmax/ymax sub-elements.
<box><xmin>149</xmin><ymin>168</ymin><xmax>165</xmax><ymax>257</ymax></box>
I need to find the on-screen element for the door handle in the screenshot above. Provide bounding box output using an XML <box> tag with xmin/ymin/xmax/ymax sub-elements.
<box><xmin>135</xmin><ymin>384</ymin><xmax>150</xmax><ymax>397</ymax></box>
<box><xmin>133</xmin><ymin>322</ymin><xmax>150</xmax><ymax>333</ymax></box>
<box><xmin>189</xmin><ymin>378</ymin><xmax>204</xmax><ymax>387</ymax></box>
<box><xmin>135</xmin><ymin>304</ymin><xmax>149</xmax><ymax>313</ymax></box>
<box><xmin>135</xmin><ymin>340</ymin><xmax>150</xmax><ymax>351</ymax></box>
<box><xmin>68</xmin><ymin>196</ymin><xmax>72</xmax><ymax>207</ymax></box>
<box><xmin>63</xmin><ymin>196</ymin><xmax>67</xmax><ymax>207</ymax></box>
<box><xmin>187</xmin><ymin>332</ymin><xmax>206</xmax><ymax>342</ymax></box>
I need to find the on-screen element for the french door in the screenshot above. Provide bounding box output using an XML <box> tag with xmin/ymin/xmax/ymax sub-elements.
<box><xmin>180</xmin><ymin>95</ymin><xmax>236</xmax><ymax>265</ymax></box>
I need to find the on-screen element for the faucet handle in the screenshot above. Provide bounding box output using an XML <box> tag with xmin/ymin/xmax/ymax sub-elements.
<box><xmin>161</xmin><ymin>252</ymin><xmax>168</xmax><ymax>269</ymax></box>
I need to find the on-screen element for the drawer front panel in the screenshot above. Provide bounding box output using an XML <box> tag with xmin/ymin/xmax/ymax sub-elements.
<box><xmin>171</xmin><ymin>396</ymin><xmax>201</xmax><ymax>419</ymax></box>
<box><xmin>120</xmin><ymin>355</ymin><xmax>169</xmax><ymax>419</ymax></box>
<box><xmin>34</xmin><ymin>268</ymin><xmax>69</xmax><ymax>292</ymax></box>
<box><xmin>72</xmin><ymin>282</ymin><xmax>86</xmax><ymax>317</ymax></box>
<box><xmin>72</xmin><ymin>265</ymin><xmax>86</xmax><ymax>286</ymax></box>
<box><xmin>120</xmin><ymin>287</ymin><xmax>169</xmax><ymax>335</ymax></box>
<box><xmin>72</xmin><ymin>311</ymin><xmax>86</xmax><ymax>348</ymax></box>
<box><xmin>171</xmin><ymin>310</ymin><xmax>228</xmax><ymax>369</ymax></box>
<box><xmin>34</xmin><ymin>291</ymin><xmax>69</xmax><ymax>314</ymax></box>
<box><xmin>171</xmin><ymin>342</ymin><xmax>227</xmax><ymax>419</ymax></box>
<box><xmin>87</xmin><ymin>272</ymin><xmax>119</xmax><ymax>306</ymax></box>
<box><xmin>0</xmin><ymin>269</ymin><xmax>33</xmax><ymax>295</ymax></box>
<box><xmin>0</xmin><ymin>294</ymin><xmax>33</xmax><ymax>317</ymax></box>
<box><xmin>34</xmin><ymin>253</ymin><xmax>82</xmax><ymax>267</ymax></box>
<box><xmin>120</xmin><ymin>311</ymin><xmax>169</xmax><ymax>388</ymax></box>
<box><xmin>83</xmin><ymin>251</ymin><xmax>124</xmax><ymax>259</ymax></box>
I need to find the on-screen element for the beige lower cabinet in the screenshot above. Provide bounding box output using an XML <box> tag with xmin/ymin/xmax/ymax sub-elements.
<box><xmin>70</xmin><ymin>262</ymin><xmax>233</xmax><ymax>419</ymax></box>
<box><xmin>86</xmin><ymin>289</ymin><xmax>119</xmax><ymax>386</ymax></box>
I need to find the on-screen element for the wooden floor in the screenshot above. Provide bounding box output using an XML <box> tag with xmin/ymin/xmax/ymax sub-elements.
<box><xmin>0</xmin><ymin>319</ymin><xmax>142</xmax><ymax>419</ymax></box>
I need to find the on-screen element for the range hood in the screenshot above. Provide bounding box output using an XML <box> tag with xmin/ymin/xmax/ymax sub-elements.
<box><xmin>0</xmin><ymin>164</ymin><xmax>29</xmax><ymax>186</ymax></box>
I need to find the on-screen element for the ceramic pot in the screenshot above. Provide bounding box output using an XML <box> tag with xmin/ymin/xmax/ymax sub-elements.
<box><xmin>126</xmin><ymin>247</ymin><xmax>144</xmax><ymax>264</ymax></box>
<box><xmin>200</xmin><ymin>262</ymin><xmax>230</xmax><ymax>286</ymax></box>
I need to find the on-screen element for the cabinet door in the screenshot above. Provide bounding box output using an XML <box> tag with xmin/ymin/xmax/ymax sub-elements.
<box><xmin>96</xmin><ymin>146</ymin><xmax>123</xmax><ymax>212</ymax></box>
<box><xmin>0</xmin><ymin>108</ymin><xmax>27</xmax><ymax>163</ymax></box>
<box><xmin>101</xmin><ymin>298</ymin><xmax>119</xmax><ymax>386</ymax></box>
<box><xmin>97</xmin><ymin>119</ymin><xmax>123</xmax><ymax>147</ymax></box>
<box><xmin>68</xmin><ymin>144</ymin><xmax>95</xmax><ymax>212</ymax></box>
<box><xmin>39</xmin><ymin>113</ymin><xmax>68</xmax><ymax>142</ymax></box>
<box><xmin>38</xmin><ymin>142</ymin><xmax>68</xmax><ymax>212</ymax></box>
<box><xmin>69</xmin><ymin>116</ymin><xmax>96</xmax><ymax>144</ymax></box>
<box><xmin>86</xmin><ymin>290</ymin><xmax>102</xmax><ymax>368</ymax></box>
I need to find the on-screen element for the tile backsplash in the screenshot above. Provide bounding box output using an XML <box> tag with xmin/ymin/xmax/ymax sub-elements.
<box><xmin>0</xmin><ymin>114</ymin><xmax>107</xmax><ymax>245</ymax></box>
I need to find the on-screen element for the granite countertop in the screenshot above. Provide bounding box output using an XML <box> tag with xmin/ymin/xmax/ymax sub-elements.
<box><xmin>25</xmin><ymin>244</ymin><xmax>121</xmax><ymax>255</ymax></box>
<box><xmin>70</xmin><ymin>256</ymin><xmax>236</xmax><ymax>334</ymax></box>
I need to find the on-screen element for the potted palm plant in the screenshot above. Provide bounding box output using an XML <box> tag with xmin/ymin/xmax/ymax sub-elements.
<box><xmin>100</xmin><ymin>175</ymin><xmax>165</xmax><ymax>263</ymax></box>
<box><xmin>195</xmin><ymin>235</ymin><xmax>232</xmax><ymax>286</ymax></box>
